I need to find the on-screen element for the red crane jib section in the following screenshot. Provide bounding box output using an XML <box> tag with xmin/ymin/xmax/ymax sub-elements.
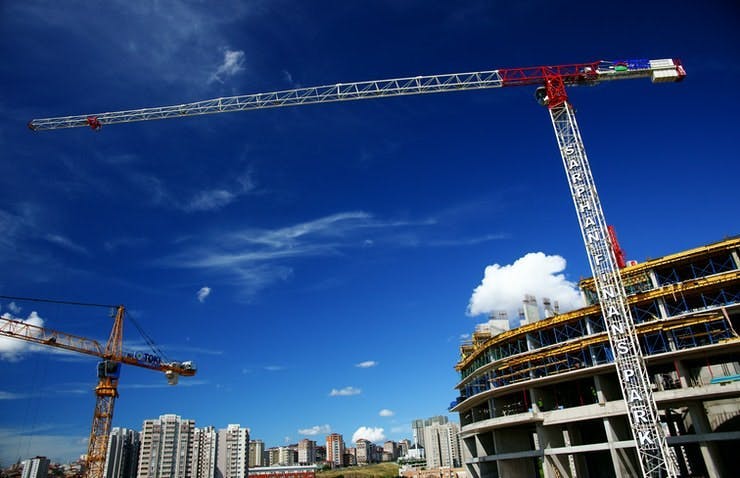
<box><xmin>498</xmin><ymin>61</ymin><xmax>601</xmax><ymax>108</ymax></box>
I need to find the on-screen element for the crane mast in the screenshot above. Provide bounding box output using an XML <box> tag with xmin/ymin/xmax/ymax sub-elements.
<box><xmin>541</xmin><ymin>81</ymin><xmax>677</xmax><ymax>476</ymax></box>
<box><xmin>28</xmin><ymin>58</ymin><xmax>686</xmax><ymax>477</ymax></box>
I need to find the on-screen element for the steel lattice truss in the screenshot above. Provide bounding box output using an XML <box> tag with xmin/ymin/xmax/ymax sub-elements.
<box><xmin>549</xmin><ymin>102</ymin><xmax>677</xmax><ymax>477</ymax></box>
<box><xmin>28</xmin><ymin>70</ymin><xmax>506</xmax><ymax>131</ymax></box>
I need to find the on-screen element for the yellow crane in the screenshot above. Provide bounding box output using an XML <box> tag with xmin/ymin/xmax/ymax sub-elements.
<box><xmin>0</xmin><ymin>296</ymin><xmax>196</xmax><ymax>478</ymax></box>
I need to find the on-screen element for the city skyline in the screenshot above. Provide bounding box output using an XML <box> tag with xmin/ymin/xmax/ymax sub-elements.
<box><xmin>1</xmin><ymin>0</ymin><xmax>738</xmax><ymax>465</ymax></box>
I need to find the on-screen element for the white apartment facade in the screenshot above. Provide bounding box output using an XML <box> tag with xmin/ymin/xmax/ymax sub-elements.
<box><xmin>21</xmin><ymin>457</ymin><xmax>50</xmax><ymax>478</ymax></box>
<box><xmin>297</xmin><ymin>439</ymin><xmax>316</xmax><ymax>465</ymax></box>
<box><xmin>137</xmin><ymin>414</ymin><xmax>195</xmax><ymax>478</ymax></box>
<box><xmin>192</xmin><ymin>426</ymin><xmax>217</xmax><ymax>478</ymax></box>
<box><xmin>216</xmin><ymin>424</ymin><xmax>249</xmax><ymax>478</ymax></box>
<box><xmin>104</xmin><ymin>427</ymin><xmax>140</xmax><ymax>478</ymax></box>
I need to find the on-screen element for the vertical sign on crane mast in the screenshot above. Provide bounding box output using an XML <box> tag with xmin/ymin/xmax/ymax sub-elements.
<box><xmin>538</xmin><ymin>73</ymin><xmax>677</xmax><ymax>477</ymax></box>
<box><xmin>28</xmin><ymin>57</ymin><xmax>686</xmax><ymax>478</ymax></box>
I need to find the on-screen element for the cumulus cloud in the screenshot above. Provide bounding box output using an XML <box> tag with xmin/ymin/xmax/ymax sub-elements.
<box><xmin>352</xmin><ymin>426</ymin><xmax>385</xmax><ymax>443</ymax></box>
<box><xmin>298</xmin><ymin>424</ymin><xmax>331</xmax><ymax>436</ymax></box>
<box><xmin>329</xmin><ymin>386</ymin><xmax>361</xmax><ymax>397</ymax></box>
<box><xmin>7</xmin><ymin>302</ymin><xmax>21</xmax><ymax>314</ymax></box>
<box><xmin>210</xmin><ymin>49</ymin><xmax>245</xmax><ymax>83</ymax></box>
<box><xmin>467</xmin><ymin>252</ymin><xmax>583</xmax><ymax>319</ymax></box>
<box><xmin>379</xmin><ymin>409</ymin><xmax>394</xmax><ymax>417</ymax></box>
<box><xmin>355</xmin><ymin>360</ymin><xmax>378</xmax><ymax>368</ymax></box>
<box><xmin>197</xmin><ymin>286</ymin><xmax>212</xmax><ymax>303</ymax></box>
<box><xmin>0</xmin><ymin>311</ymin><xmax>44</xmax><ymax>361</ymax></box>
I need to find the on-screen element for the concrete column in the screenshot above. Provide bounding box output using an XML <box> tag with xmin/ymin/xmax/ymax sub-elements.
<box><xmin>602</xmin><ymin>418</ymin><xmax>638</xmax><ymax>478</ymax></box>
<box><xmin>647</xmin><ymin>269</ymin><xmax>660</xmax><ymax>289</ymax></box>
<box><xmin>730</xmin><ymin>250</ymin><xmax>740</xmax><ymax>269</ymax></box>
<box><xmin>563</xmin><ymin>425</ymin><xmax>587</xmax><ymax>477</ymax></box>
<box><xmin>673</xmin><ymin>359</ymin><xmax>690</xmax><ymax>389</ymax></box>
<box><xmin>687</xmin><ymin>402</ymin><xmax>723</xmax><ymax>478</ymax></box>
<box><xmin>592</xmin><ymin>375</ymin><xmax>607</xmax><ymax>406</ymax></box>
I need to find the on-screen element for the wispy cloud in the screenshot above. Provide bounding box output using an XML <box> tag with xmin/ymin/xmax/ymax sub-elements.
<box><xmin>197</xmin><ymin>286</ymin><xmax>212</xmax><ymax>303</ymax></box>
<box><xmin>329</xmin><ymin>386</ymin><xmax>361</xmax><ymax>397</ymax></box>
<box><xmin>356</xmin><ymin>360</ymin><xmax>378</xmax><ymax>368</ymax></box>
<box><xmin>45</xmin><ymin>234</ymin><xmax>90</xmax><ymax>256</ymax></box>
<box><xmin>209</xmin><ymin>49</ymin><xmax>246</xmax><ymax>83</ymax></box>
<box><xmin>163</xmin><ymin>211</ymin><xmax>435</xmax><ymax>296</ymax></box>
<box><xmin>298</xmin><ymin>424</ymin><xmax>331</xmax><ymax>436</ymax></box>
<box><xmin>120</xmin><ymin>379</ymin><xmax>208</xmax><ymax>390</ymax></box>
<box><xmin>0</xmin><ymin>390</ymin><xmax>32</xmax><ymax>400</ymax></box>
<box><xmin>379</xmin><ymin>409</ymin><xmax>394</xmax><ymax>417</ymax></box>
<box><xmin>131</xmin><ymin>169</ymin><xmax>257</xmax><ymax>213</ymax></box>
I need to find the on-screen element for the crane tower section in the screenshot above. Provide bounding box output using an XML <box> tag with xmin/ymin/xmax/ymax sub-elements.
<box><xmin>545</xmin><ymin>98</ymin><xmax>677</xmax><ymax>477</ymax></box>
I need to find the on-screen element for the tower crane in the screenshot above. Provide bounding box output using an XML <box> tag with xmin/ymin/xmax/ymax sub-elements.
<box><xmin>28</xmin><ymin>58</ymin><xmax>686</xmax><ymax>477</ymax></box>
<box><xmin>0</xmin><ymin>297</ymin><xmax>196</xmax><ymax>478</ymax></box>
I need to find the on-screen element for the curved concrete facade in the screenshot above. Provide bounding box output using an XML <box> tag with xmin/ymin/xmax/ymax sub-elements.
<box><xmin>452</xmin><ymin>238</ymin><xmax>740</xmax><ymax>478</ymax></box>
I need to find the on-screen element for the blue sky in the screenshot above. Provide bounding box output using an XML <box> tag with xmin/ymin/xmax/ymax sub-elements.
<box><xmin>1</xmin><ymin>0</ymin><xmax>738</xmax><ymax>464</ymax></box>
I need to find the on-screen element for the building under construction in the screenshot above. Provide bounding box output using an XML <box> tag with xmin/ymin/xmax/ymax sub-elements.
<box><xmin>451</xmin><ymin>237</ymin><xmax>740</xmax><ymax>478</ymax></box>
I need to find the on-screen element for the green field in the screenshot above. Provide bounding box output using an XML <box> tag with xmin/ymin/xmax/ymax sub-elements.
<box><xmin>317</xmin><ymin>463</ymin><xmax>399</xmax><ymax>478</ymax></box>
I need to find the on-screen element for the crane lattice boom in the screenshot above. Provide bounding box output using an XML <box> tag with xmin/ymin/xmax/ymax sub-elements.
<box><xmin>26</xmin><ymin>57</ymin><xmax>686</xmax><ymax>478</ymax></box>
<box><xmin>28</xmin><ymin>59</ymin><xmax>684</xmax><ymax>131</ymax></box>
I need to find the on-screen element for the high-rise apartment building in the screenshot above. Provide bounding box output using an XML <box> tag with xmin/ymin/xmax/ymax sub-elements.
<box><xmin>137</xmin><ymin>414</ymin><xmax>195</xmax><ymax>478</ymax></box>
<box><xmin>422</xmin><ymin>420</ymin><xmax>461</xmax><ymax>468</ymax></box>
<box><xmin>192</xmin><ymin>426</ymin><xmax>217</xmax><ymax>478</ymax></box>
<box><xmin>325</xmin><ymin>433</ymin><xmax>345</xmax><ymax>467</ymax></box>
<box><xmin>397</xmin><ymin>439</ymin><xmax>410</xmax><ymax>458</ymax></box>
<box><xmin>216</xmin><ymin>424</ymin><xmax>249</xmax><ymax>478</ymax></box>
<box><xmin>411</xmin><ymin>419</ymin><xmax>425</xmax><ymax>448</ymax></box>
<box><xmin>21</xmin><ymin>457</ymin><xmax>49</xmax><ymax>478</ymax></box>
<box><xmin>383</xmin><ymin>441</ymin><xmax>398</xmax><ymax>461</ymax></box>
<box><xmin>297</xmin><ymin>439</ymin><xmax>316</xmax><ymax>465</ymax></box>
<box><xmin>355</xmin><ymin>439</ymin><xmax>373</xmax><ymax>464</ymax></box>
<box><xmin>104</xmin><ymin>428</ymin><xmax>140</xmax><ymax>478</ymax></box>
<box><xmin>248</xmin><ymin>440</ymin><xmax>265</xmax><ymax>468</ymax></box>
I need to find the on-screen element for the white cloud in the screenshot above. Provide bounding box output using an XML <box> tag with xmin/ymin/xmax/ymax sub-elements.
<box><xmin>197</xmin><ymin>286</ymin><xmax>212</xmax><ymax>303</ymax></box>
<box><xmin>379</xmin><ymin>409</ymin><xmax>394</xmax><ymax>417</ymax></box>
<box><xmin>467</xmin><ymin>252</ymin><xmax>583</xmax><ymax>319</ymax></box>
<box><xmin>210</xmin><ymin>49</ymin><xmax>245</xmax><ymax>83</ymax></box>
<box><xmin>298</xmin><ymin>424</ymin><xmax>331</xmax><ymax>436</ymax></box>
<box><xmin>329</xmin><ymin>386</ymin><xmax>361</xmax><ymax>397</ymax></box>
<box><xmin>352</xmin><ymin>426</ymin><xmax>385</xmax><ymax>443</ymax></box>
<box><xmin>8</xmin><ymin>302</ymin><xmax>21</xmax><ymax>314</ymax></box>
<box><xmin>0</xmin><ymin>311</ymin><xmax>45</xmax><ymax>361</ymax></box>
<box><xmin>356</xmin><ymin>360</ymin><xmax>378</xmax><ymax>368</ymax></box>
<box><xmin>186</xmin><ymin>190</ymin><xmax>236</xmax><ymax>212</ymax></box>
<box><xmin>0</xmin><ymin>391</ymin><xmax>31</xmax><ymax>400</ymax></box>
<box><xmin>45</xmin><ymin>234</ymin><xmax>90</xmax><ymax>256</ymax></box>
